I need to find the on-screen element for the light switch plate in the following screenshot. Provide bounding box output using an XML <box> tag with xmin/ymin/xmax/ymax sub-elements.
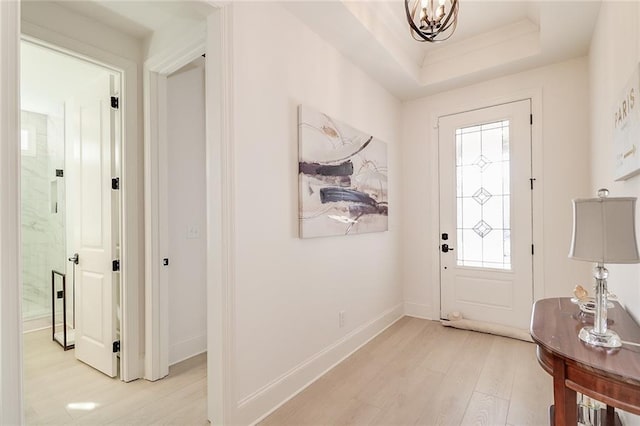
<box><xmin>187</xmin><ymin>225</ymin><xmax>200</xmax><ymax>239</ymax></box>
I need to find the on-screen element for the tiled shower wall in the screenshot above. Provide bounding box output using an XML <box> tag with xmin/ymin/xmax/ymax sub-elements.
<box><xmin>21</xmin><ymin>110</ymin><xmax>65</xmax><ymax>323</ymax></box>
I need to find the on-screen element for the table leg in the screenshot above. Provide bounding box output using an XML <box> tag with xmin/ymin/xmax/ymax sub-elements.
<box><xmin>552</xmin><ymin>357</ymin><xmax>577</xmax><ymax>426</ymax></box>
<box><xmin>606</xmin><ymin>405</ymin><xmax>615</xmax><ymax>425</ymax></box>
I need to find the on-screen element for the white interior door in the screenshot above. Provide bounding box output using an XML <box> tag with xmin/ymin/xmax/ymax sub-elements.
<box><xmin>66</xmin><ymin>73</ymin><xmax>118</xmax><ymax>377</ymax></box>
<box><xmin>439</xmin><ymin>100</ymin><xmax>533</xmax><ymax>330</ymax></box>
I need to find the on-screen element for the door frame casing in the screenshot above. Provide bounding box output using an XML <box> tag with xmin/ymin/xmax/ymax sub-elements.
<box><xmin>143</xmin><ymin>19</ymin><xmax>207</xmax><ymax>381</ymax></box>
<box><xmin>431</xmin><ymin>90</ymin><xmax>545</xmax><ymax>321</ymax></box>
<box><xmin>0</xmin><ymin>1</ymin><xmax>23</xmax><ymax>423</ymax></box>
<box><xmin>18</xmin><ymin>25</ymin><xmax>142</xmax><ymax>382</ymax></box>
<box><xmin>24</xmin><ymin>22</ymin><xmax>141</xmax><ymax>380</ymax></box>
<box><xmin>143</xmin><ymin>6</ymin><xmax>234</xmax><ymax>423</ymax></box>
<box><xmin>204</xmin><ymin>8</ymin><xmax>235</xmax><ymax>423</ymax></box>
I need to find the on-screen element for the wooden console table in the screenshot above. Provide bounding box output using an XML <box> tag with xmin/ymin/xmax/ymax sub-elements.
<box><xmin>531</xmin><ymin>298</ymin><xmax>640</xmax><ymax>426</ymax></box>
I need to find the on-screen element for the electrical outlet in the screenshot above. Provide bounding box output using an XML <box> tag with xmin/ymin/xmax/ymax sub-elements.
<box><xmin>339</xmin><ymin>311</ymin><xmax>345</xmax><ymax>328</ymax></box>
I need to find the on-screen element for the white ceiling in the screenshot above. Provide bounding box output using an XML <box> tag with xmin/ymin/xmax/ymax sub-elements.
<box><xmin>285</xmin><ymin>1</ymin><xmax>602</xmax><ymax>99</ymax></box>
<box><xmin>32</xmin><ymin>1</ymin><xmax>601</xmax><ymax>101</ymax></box>
<box><xmin>52</xmin><ymin>0</ymin><xmax>213</xmax><ymax>39</ymax></box>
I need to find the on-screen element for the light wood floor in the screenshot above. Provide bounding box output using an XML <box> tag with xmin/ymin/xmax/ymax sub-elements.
<box><xmin>24</xmin><ymin>317</ymin><xmax>553</xmax><ymax>425</ymax></box>
<box><xmin>261</xmin><ymin>317</ymin><xmax>553</xmax><ymax>426</ymax></box>
<box><xmin>23</xmin><ymin>329</ymin><xmax>208</xmax><ymax>425</ymax></box>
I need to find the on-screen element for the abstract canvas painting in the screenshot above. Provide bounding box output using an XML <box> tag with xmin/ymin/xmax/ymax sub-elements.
<box><xmin>298</xmin><ymin>105</ymin><xmax>388</xmax><ymax>238</ymax></box>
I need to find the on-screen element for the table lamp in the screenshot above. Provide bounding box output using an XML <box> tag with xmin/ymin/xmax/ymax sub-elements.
<box><xmin>569</xmin><ymin>188</ymin><xmax>640</xmax><ymax>348</ymax></box>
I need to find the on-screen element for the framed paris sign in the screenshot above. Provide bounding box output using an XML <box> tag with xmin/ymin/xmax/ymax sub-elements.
<box><xmin>614</xmin><ymin>64</ymin><xmax>640</xmax><ymax>181</ymax></box>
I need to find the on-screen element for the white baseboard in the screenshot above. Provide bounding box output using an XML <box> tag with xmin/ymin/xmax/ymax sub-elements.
<box><xmin>23</xmin><ymin>315</ymin><xmax>52</xmax><ymax>333</ymax></box>
<box><xmin>169</xmin><ymin>334</ymin><xmax>207</xmax><ymax>366</ymax></box>
<box><xmin>234</xmin><ymin>303</ymin><xmax>404</xmax><ymax>426</ymax></box>
<box><xmin>403</xmin><ymin>302</ymin><xmax>435</xmax><ymax>320</ymax></box>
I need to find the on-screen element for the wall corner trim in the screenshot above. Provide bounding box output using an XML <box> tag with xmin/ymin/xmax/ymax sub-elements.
<box><xmin>0</xmin><ymin>1</ymin><xmax>23</xmax><ymax>424</ymax></box>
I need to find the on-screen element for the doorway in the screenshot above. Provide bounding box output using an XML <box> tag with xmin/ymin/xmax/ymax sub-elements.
<box><xmin>20</xmin><ymin>39</ymin><xmax>123</xmax><ymax>377</ymax></box>
<box><xmin>1</xmin><ymin>2</ymin><xmax>229</xmax><ymax>422</ymax></box>
<box><xmin>438</xmin><ymin>100</ymin><xmax>533</xmax><ymax>330</ymax></box>
<box><xmin>166</xmin><ymin>57</ymin><xmax>207</xmax><ymax>367</ymax></box>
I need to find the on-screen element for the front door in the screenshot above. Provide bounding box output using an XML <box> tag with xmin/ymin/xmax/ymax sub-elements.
<box><xmin>66</xmin><ymin>73</ymin><xmax>119</xmax><ymax>377</ymax></box>
<box><xmin>438</xmin><ymin>100</ymin><xmax>533</xmax><ymax>329</ymax></box>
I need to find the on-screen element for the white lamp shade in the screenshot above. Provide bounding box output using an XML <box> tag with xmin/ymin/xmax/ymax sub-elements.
<box><xmin>569</xmin><ymin>196</ymin><xmax>640</xmax><ymax>263</ymax></box>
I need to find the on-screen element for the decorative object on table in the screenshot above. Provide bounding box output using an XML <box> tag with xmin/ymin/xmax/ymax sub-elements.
<box><xmin>298</xmin><ymin>106</ymin><xmax>388</xmax><ymax>238</ymax></box>
<box><xmin>577</xmin><ymin>298</ymin><xmax>615</xmax><ymax>316</ymax></box>
<box><xmin>573</xmin><ymin>284</ymin><xmax>589</xmax><ymax>300</ymax></box>
<box><xmin>578</xmin><ymin>394</ymin><xmax>604</xmax><ymax>426</ymax></box>
<box><xmin>572</xmin><ymin>284</ymin><xmax>616</xmax><ymax>315</ymax></box>
<box><xmin>569</xmin><ymin>188</ymin><xmax>640</xmax><ymax>348</ymax></box>
<box><xmin>405</xmin><ymin>0</ymin><xmax>459</xmax><ymax>42</ymax></box>
<box><xmin>613</xmin><ymin>64</ymin><xmax>640</xmax><ymax>181</ymax></box>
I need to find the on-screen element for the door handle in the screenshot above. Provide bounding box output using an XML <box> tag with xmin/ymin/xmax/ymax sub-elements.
<box><xmin>441</xmin><ymin>244</ymin><xmax>454</xmax><ymax>253</ymax></box>
<box><xmin>68</xmin><ymin>253</ymin><xmax>79</xmax><ymax>265</ymax></box>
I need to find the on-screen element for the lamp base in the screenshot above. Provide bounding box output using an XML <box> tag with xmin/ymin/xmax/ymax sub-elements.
<box><xmin>579</xmin><ymin>326</ymin><xmax>622</xmax><ymax>348</ymax></box>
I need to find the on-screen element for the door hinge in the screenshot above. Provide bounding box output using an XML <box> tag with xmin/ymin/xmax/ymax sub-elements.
<box><xmin>112</xmin><ymin>340</ymin><xmax>120</xmax><ymax>353</ymax></box>
<box><xmin>56</xmin><ymin>169</ymin><xmax>64</xmax><ymax>177</ymax></box>
<box><xmin>112</xmin><ymin>177</ymin><xmax>120</xmax><ymax>190</ymax></box>
<box><xmin>529</xmin><ymin>177</ymin><xmax>536</xmax><ymax>190</ymax></box>
<box><xmin>532</xmin><ymin>244</ymin><xmax>535</xmax><ymax>255</ymax></box>
<box><xmin>112</xmin><ymin>260</ymin><xmax>120</xmax><ymax>272</ymax></box>
<box><xmin>111</xmin><ymin>96</ymin><xmax>119</xmax><ymax>109</ymax></box>
<box><xmin>530</xmin><ymin>114</ymin><xmax>533</xmax><ymax>125</ymax></box>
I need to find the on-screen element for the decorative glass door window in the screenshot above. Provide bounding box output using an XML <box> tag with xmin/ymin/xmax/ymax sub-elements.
<box><xmin>455</xmin><ymin>120</ymin><xmax>511</xmax><ymax>269</ymax></box>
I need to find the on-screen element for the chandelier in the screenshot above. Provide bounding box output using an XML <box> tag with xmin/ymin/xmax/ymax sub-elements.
<box><xmin>405</xmin><ymin>0</ymin><xmax>459</xmax><ymax>42</ymax></box>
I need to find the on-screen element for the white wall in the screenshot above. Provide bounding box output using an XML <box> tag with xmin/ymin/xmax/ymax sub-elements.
<box><xmin>590</xmin><ymin>16</ymin><xmax>640</xmax><ymax>426</ymax></box>
<box><xmin>402</xmin><ymin>57</ymin><xmax>593</xmax><ymax>320</ymax></box>
<box><xmin>589</xmin><ymin>2</ymin><xmax>640</xmax><ymax>326</ymax></box>
<box><xmin>167</xmin><ymin>60</ymin><xmax>207</xmax><ymax>365</ymax></box>
<box><xmin>143</xmin><ymin>14</ymin><xmax>206</xmax><ymax>62</ymax></box>
<box><xmin>21</xmin><ymin>2</ymin><xmax>141</xmax><ymax>63</ymax></box>
<box><xmin>227</xmin><ymin>3</ymin><xmax>403</xmax><ymax>424</ymax></box>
